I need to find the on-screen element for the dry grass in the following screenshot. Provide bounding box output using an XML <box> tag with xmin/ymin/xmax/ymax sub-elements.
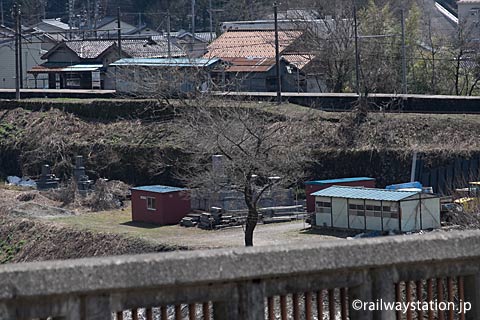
<box><xmin>52</xmin><ymin>207</ymin><xmax>332</xmax><ymax>249</ymax></box>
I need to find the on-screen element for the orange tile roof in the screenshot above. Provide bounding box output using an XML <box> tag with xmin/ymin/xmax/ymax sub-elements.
<box><xmin>204</xmin><ymin>30</ymin><xmax>302</xmax><ymax>59</ymax></box>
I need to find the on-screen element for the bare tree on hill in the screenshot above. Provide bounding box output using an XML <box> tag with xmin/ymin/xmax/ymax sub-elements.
<box><xmin>177</xmin><ymin>103</ymin><xmax>314</xmax><ymax>246</ymax></box>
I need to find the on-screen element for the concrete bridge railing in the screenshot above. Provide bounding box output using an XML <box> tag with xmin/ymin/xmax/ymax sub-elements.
<box><xmin>1</xmin><ymin>230</ymin><xmax>480</xmax><ymax>320</ymax></box>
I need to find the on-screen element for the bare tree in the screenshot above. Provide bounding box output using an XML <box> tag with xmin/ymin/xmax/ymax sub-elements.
<box><xmin>177</xmin><ymin>103</ymin><xmax>313</xmax><ymax>246</ymax></box>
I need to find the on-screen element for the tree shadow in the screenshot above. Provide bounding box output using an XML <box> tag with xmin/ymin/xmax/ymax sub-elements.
<box><xmin>299</xmin><ymin>227</ymin><xmax>363</xmax><ymax>239</ymax></box>
<box><xmin>120</xmin><ymin>221</ymin><xmax>164</xmax><ymax>229</ymax></box>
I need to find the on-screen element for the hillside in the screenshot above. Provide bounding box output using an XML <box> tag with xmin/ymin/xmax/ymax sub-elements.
<box><xmin>0</xmin><ymin>100</ymin><xmax>480</xmax><ymax>187</ymax></box>
<box><xmin>0</xmin><ymin>214</ymin><xmax>181</xmax><ymax>264</ymax></box>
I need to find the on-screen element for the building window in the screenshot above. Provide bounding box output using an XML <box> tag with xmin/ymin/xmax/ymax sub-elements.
<box><xmin>147</xmin><ymin>197</ymin><xmax>156</xmax><ymax>210</ymax></box>
<box><xmin>349</xmin><ymin>204</ymin><xmax>365</xmax><ymax>216</ymax></box>
<box><xmin>382</xmin><ymin>204</ymin><xmax>399</xmax><ymax>219</ymax></box>
<box><xmin>366</xmin><ymin>204</ymin><xmax>382</xmax><ymax>217</ymax></box>
<box><xmin>316</xmin><ymin>201</ymin><xmax>331</xmax><ymax>214</ymax></box>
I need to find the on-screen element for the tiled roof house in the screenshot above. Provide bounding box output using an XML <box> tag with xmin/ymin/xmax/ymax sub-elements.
<box><xmin>203</xmin><ymin>29</ymin><xmax>321</xmax><ymax>92</ymax></box>
<box><xmin>28</xmin><ymin>39</ymin><xmax>186</xmax><ymax>90</ymax></box>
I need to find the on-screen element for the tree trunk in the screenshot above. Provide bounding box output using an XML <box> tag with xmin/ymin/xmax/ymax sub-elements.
<box><xmin>244</xmin><ymin>180</ymin><xmax>257</xmax><ymax>247</ymax></box>
<box><xmin>244</xmin><ymin>208</ymin><xmax>258</xmax><ymax>247</ymax></box>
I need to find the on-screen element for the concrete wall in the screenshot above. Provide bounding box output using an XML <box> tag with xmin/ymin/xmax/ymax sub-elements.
<box><xmin>3</xmin><ymin>230</ymin><xmax>480</xmax><ymax>319</ymax></box>
<box><xmin>131</xmin><ymin>190</ymin><xmax>190</xmax><ymax>225</ymax></box>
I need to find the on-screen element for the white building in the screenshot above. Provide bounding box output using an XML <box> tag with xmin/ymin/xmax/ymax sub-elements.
<box><xmin>458</xmin><ymin>0</ymin><xmax>480</xmax><ymax>40</ymax></box>
<box><xmin>0</xmin><ymin>34</ymin><xmax>53</xmax><ymax>89</ymax></box>
<box><xmin>312</xmin><ymin>186</ymin><xmax>441</xmax><ymax>232</ymax></box>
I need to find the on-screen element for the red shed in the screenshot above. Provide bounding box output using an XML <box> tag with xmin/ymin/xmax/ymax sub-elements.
<box><xmin>305</xmin><ymin>177</ymin><xmax>375</xmax><ymax>212</ymax></box>
<box><xmin>131</xmin><ymin>185</ymin><xmax>190</xmax><ymax>225</ymax></box>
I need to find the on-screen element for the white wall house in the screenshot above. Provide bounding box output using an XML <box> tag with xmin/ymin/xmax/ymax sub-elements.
<box><xmin>458</xmin><ymin>0</ymin><xmax>480</xmax><ymax>40</ymax></box>
<box><xmin>312</xmin><ymin>186</ymin><xmax>441</xmax><ymax>232</ymax></box>
<box><xmin>0</xmin><ymin>37</ymin><xmax>49</xmax><ymax>89</ymax></box>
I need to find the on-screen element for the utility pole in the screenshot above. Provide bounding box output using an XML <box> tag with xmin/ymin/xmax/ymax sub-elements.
<box><xmin>400</xmin><ymin>9</ymin><xmax>408</xmax><ymax>95</ymax></box>
<box><xmin>87</xmin><ymin>0</ymin><xmax>91</xmax><ymax>30</ymax></box>
<box><xmin>13</xmin><ymin>2</ymin><xmax>20</xmax><ymax>99</ymax></box>
<box><xmin>353</xmin><ymin>0</ymin><xmax>361</xmax><ymax>95</ymax></box>
<box><xmin>18</xmin><ymin>5</ymin><xmax>22</xmax><ymax>89</ymax></box>
<box><xmin>41</xmin><ymin>0</ymin><xmax>46</xmax><ymax>19</ymax></box>
<box><xmin>167</xmin><ymin>10</ymin><xmax>171</xmax><ymax>58</ymax></box>
<box><xmin>117</xmin><ymin>7</ymin><xmax>122</xmax><ymax>59</ymax></box>
<box><xmin>1</xmin><ymin>1</ymin><xmax>4</xmax><ymax>26</ymax></box>
<box><xmin>93</xmin><ymin>0</ymin><xmax>99</xmax><ymax>38</ymax></box>
<box><xmin>209</xmin><ymin>0</ymin><xmax>213</xmax><ymax>42</ymax></box>
<box><xmin>274</xmin><ymin>2</ymin><xmax>281</xmax><ymax>105</ymax></box>
<box><xmin>68</xmin><ymin>0</ymin><xmax>75</xmax><ymax>39</ymax></box>
<box><xmin>191</xmin><ymin>0</ymin><xmax>196</xmax><ymax>54</ymax></box>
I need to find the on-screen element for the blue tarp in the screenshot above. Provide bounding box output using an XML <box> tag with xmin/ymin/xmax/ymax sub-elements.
<box><xmin>385</xmin><ymin>181</ymin><xmax>423</xmax><ymax>191</ymax></box>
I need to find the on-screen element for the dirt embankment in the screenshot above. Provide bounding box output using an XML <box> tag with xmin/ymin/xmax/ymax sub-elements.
<box><xmin>1</xmin><ymin>104</ymin><xmax>480</xmax><ymax>187</ymax></box>
<box><xmin>0</xmin><ymin>215</ymin><xmax>183</xmax><ymax>264</ymax></box>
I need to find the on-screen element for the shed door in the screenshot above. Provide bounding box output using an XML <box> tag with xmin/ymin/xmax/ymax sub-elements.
<box><xmin>401</xmin><ymin>198</ymin><xmax>421</xmax><ymax>232</ymax></box>
<box><xmin>382</xmin><ymin>202</ymin><xmax>400</xmax><ymax>232</ymax></box>
<box><xmin>315</xmin><ymin>196</ymin><xmax>332</xmax><ymax>227</ymax></box>
<box><xmin>332</xmin><ymin>198</ymin><xmax>348</xmax><ymax>228</ymax></box>
<box><xmin>348</xmin><ymin>199</ymin><xmax>365</xmax><ymax>230</ymax></box>
<box><xmin>421</xmin><ymin>198</ymin><xmax>441</xmax><ymax>229</ymax></box>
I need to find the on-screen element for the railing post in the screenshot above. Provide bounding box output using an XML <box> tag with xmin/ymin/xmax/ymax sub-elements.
<box><xmin>464</xmin><ymin>274</ymin><xmax>480</xmax><ymax>320</ymax></box>
<box><xmin>0</xmin><ymin>303</ymin><xmax>15</xmax><ymax>320</ymax></box>
<box><xmin>348</xmin><ymin>270</ymin><xmax>373</xmax><ymax>320</ymax></box>
<box><xmin>83</xmin><ymin>294</ymin><xmax>112</xmax><ymax>320</ymax></box>
<box><xmin>371</xmin><ymin>269</ymin><xmax>396</xmax><ymax>320</ymax></box>
<box><xmin>213</xmin><ymin>280</ymin><xmax>265</xmax><ymax>320</ymax></box>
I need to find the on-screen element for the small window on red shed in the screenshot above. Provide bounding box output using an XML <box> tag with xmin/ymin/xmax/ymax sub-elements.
<box><xmin>147</xmin><ymin>197</ymin><xmax>156</xmax><ymax>210</ymax></box>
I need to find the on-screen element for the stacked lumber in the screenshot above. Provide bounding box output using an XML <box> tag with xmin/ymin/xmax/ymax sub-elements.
<box><xmin>180</xmin><ymin>213</ymin><xmax>202</xmax><ymax>227</ymax></box>
<box><xmin>198</xmin><ymin>213</ymin><xmax>216</xmax><ymax>229</ymax></box>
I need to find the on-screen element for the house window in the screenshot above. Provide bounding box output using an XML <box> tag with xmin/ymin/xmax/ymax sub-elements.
<box><xmin>316</xmin><ymin>201</ymin><xmax>331</xmax><ymax>214</ymax></box>
<box><xmin>147</xmin><ymin>197</ymin><xmax>156</xmax><ymax>210</ymax></box>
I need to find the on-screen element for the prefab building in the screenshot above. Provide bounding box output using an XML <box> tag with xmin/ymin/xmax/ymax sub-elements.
<box><xmin>312</xmin><ymin>186</ymin><xmax>441</xmax><ymax>232</ymax></box>
<box><xmin>305</xmin><ymin>177</ymin><xmax>376</xmax><ymax>212</ymax></box>
<box><xmin>131</xmin><ymin>185</ymin><xmax>190</xmax><ymax>225</ymax></box>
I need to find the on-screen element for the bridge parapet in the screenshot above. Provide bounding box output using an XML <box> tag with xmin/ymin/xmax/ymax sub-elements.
<box><xmin>1</xmin><ymin>230</ymin><xmax>480</xmax><ymax>319</ymax></box>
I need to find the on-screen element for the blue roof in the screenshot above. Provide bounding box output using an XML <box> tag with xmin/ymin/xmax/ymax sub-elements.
<box><xmin>131</xmin><ymin>185</ymin><xmax>187</xmax><ymax>194</ymax></box>
<box><xmin>311</xmin><ymin>186</ymin><xmax>419</xmax><ymax>201</ymax></box>
<box><xmin>110</xmin><ymin>57</ymin><xmax>221</xmax><ymax>67</ymax></box>
<box><xmin>306</xmin><ymin>177</ymin><xmax>375</xmax><ymax>185</ymax></box>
